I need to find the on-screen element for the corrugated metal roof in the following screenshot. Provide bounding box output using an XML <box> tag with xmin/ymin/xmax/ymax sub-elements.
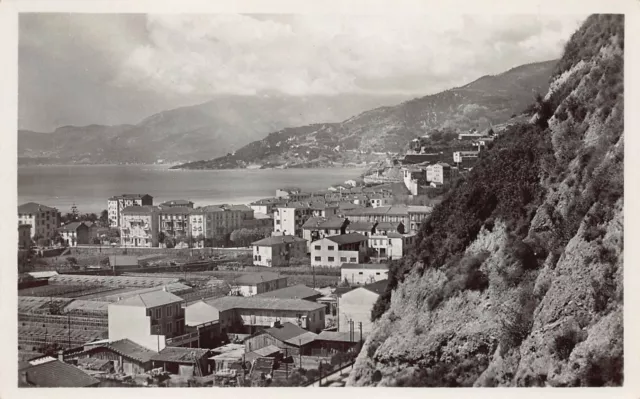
<box><xmin>234</xmin><ymin>272</ymin><xmax>283</xmax><ymax>285</ymax></box>
<box><xmin>151</xmin><ymin>347</ymin><xmax>210</xmax><ymax>363</ymax></box>
<box><xmin>112</xmin><ymin>289</ymin><xmax>184</xmax><ymax>308</ymax></box>
<box><xmin>254</xmin><ymin>284</ymin><xmax>321</xmax><ymax>300</ymax></box>
<box><xmin>325</xmin><ymin>233</ymin><xmax>368</xmax><ymax>245</ymax></box>
<box><xmin>205</xmin><ymin>296</ymin><xmax>325</xmax><ymax>312</ymax></box>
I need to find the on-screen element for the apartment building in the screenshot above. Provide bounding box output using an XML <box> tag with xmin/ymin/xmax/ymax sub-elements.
<box><xmin>341</xmin><ymin>263</ymin><xmax>389</xmax><ymax>285</ymax></box>
<box><xmin>188</xmin><ymin>204</ymin><xmax>255</xmax><ymax>247</ymax></box>
<box><xmin>426</xmin><ymin>162</ymin><xmax>458</xmax><ymax>186</ymax></box>
<box><xmin>252</xmin><ymin>235</ymin><xmax>307</xmax><ymax>267</ymax></box>
<box><xmin>311</xmin><ymin>233</ymin><xmax>368</xmax><ymax>268</ymax></box>
<box><xmin>453</xmin><ymin>150</ymin><xmax>480</xmax><ymax>164</ymax></box>
<box><xmin>18</xmin><ymin>202</ymin><xmax>59</xmax><ymax>240</ymax></box>
<box><xmin>274</xmin><ymin>201</ymin><xmax>339</xmax><ymax>238</ymax></box>
<box><xmin>120</xmin><ymin>206</ymin><xmax>159</xmax><ymax>248</ymax></box>
<box><xmin>249</xmin><ymin>197</ymin><xmax>287</xmax><ymax>215</ymax></box>
<box><xmin>343</xmin><ymin>205</ymin><xmax>431</xmax><ymax>234</ymax></box>
<box><xmin>108</xmin><ymin>194</ymin><xmax>153</xmax><ymax>228</ymax></box>
<box><xmin>108</xmin><ymin>288</ymin><xmax>186</xmax><ymax>352</ymax></box>
<box><xmin>158</xmin><ymin>206</ymin><xmax>192</xmax><ymax>244</ymax></box>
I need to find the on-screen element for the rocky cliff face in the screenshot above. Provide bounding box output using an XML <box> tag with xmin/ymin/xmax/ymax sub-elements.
<box><xmin>348</xmin><ymin>14</ymin><xmax>623</xmax><ymax>387</ymax></box>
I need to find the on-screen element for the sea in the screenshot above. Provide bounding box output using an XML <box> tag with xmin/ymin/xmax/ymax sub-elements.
<box><xmin>18</xmin><ymin>164</ymin><xmax>368</xmax><ymax>214</ymax></box>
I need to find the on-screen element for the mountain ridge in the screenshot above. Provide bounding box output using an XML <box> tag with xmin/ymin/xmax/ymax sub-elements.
<box><xmin>174</xmin><ymin>59</ymin><xmax>557</xmax><ymax>170</ymax></box>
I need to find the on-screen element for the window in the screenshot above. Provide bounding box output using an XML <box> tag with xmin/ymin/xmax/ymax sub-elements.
<box><xmin>359</xmin><ymin>272</ymin><xmax>363</xmax><ymax>275</ymax></box>
<box><xmin>328</xmin><ymin>246</ymin><xmax>335</xmax><ymax>251</ymax></box>
<box><xmin>155</xmin><ymin>308</ymin><xmax>161</xmax><ymax>318</ymax></box>
<box><xmin>376</xmin><ymin>272</ymin><xmax>381</xmax><ymax>275</ymax></box>
<box><xmin>167</xmin><ymin>306</ymin><xmax>172</xmax><ymax>317</ymax></box>
<box><xmin>328</xmin><ymin>257</ymin><xmax>335</xmax><ymax>262</ymax></box>
<box><xmin>349</xmin><ymin>257</ymin><xmax>357</xmax><ymax>262</ymax></box>
<box><xmin>314</xmin><ymin>256</ymin><xmax>321</xmax><ymax>262</ymax></box>
<box><xmin>314</xmin><ymin>245</ymin><xmax>321</xmax><ymax>250</ymax></box>
<box><xmin>167</xmin><ymin>323</ymin><xmax>172</xmax><ymax>334</ymax></box>
<box><xmin>340</xmin><ymin>257</ymin><xmax>347</xmax><ymax>262</ymax></box>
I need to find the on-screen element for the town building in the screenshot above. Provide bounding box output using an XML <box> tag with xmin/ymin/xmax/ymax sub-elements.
<box><xmin>343</xmin><ymin>205</ymin><xmax>431</xmax><ymax>234</ymax></box>
<box><xmin>275</xmin><ymin>187</ymin><xmax>313</xmax><ymax>202</ymax></box>
<box><xmin>368</xmin><ymin>194</ymin><xmax>393</xmax><ymax>208</ymax></box>
<box><xmin>160</xmin><ymin>199</ymin><xmax>195</xmax><ymax>208</ymax></box>
<box><xmin>230</xmin><ymin>273</ymin><xmax>288</xmax><ymax>297</ymax></box>
<box><xmin>108</xmin><ymin>289</ymin><xmax>186</xmax><ymax>352</ymax></box>
<box><xmin>341</xmin><ymin>263</ymin><xmax>389</xmax><ymax>285</ymax></box>
<box><xmin>157</xmin><ymin>206</ymin><xmax>192</xmax><ymax>245</ymax></box>
<box><xmin>249</xmin><ymin>197</ymin><xmax>287</xmax><ymax>215</ymax></box>
<box><xmin>188</xmin><ymin>204</ymin><xmax>255</xmax><ymax>247</ymax></box>
<box><xmin>244</xmin><ymin>321</ymin><xmax>318</xmax><ymax>356</ymax></box>
<box><xmin>107</xmin><ymin>194</ymin><xmax>153</xmax><ymax>228</ymax></box>
<box><xmin>273</xmin><ymin>201</ymin><xmax>338</xmax><ymax>238</ymax></box>
<box><xmin>310</xmin><ymin>233</ymin><xmax>369</xmax><ymax>268</ymax></box>
<box><xmin>57</xmin><ymin>222</ymin><xmax>90</xmax><ymax>247</ymax></box>
<box><xmin>150</xmin><ymin>346</ymin><xmax>211</xmax><ymax>377</ymax></box>
<box><xmin>18</xmin><ymin>202</ymin><xmax>59</xmax><ymax>241</ymax></box>
<box><xmin>70</xmin><ymin>339</ymin><xmax>155</xmax><ymax>377</ymax></box>
<box><xmin>426</xmin><ymin>162</ymin><xmax>457</xmax><ymax>186</ymax></box>
<box><xmin>301</xmin><ymin>217</ymin><xmax>348</xmax><ymax>251</ymax></box>
<box><xmin>199</xmin><ymin>296</ymin><xmax>326</xmax><ymax>334</ymax></box>
<box><xmin>337</xmin><ymin>280</ymin><xmax>387</xmax><ymax>336</ymax></box>
<box><xmin>254</xmin><ymin>284</ymin><xmax>323</xmax><ymax>302</ymax></box>
<box><xmin>251</xmin><ymin>235</ymin><xmax>307</xmax><ymax>267</ymax></box>
<box><xmin>120</xmin><ymin>205</ymin><xmax>159</xmax><ymax>247</ymax></box>
<box><xmin>453</xmin><ymin>150</ymin><xmax>480</xmax><ymax>164</ymax></box>
<box><xmin>18</xmin><ymin>224</ymin><xmax>32</xmax><ymax>249</ymax></box>
<box><xmin>369</xmin><ymin>232</ymin><xmax>417</xmax><ymax>261</ymax></box>
<box><xmin>108</xmin><ymin>255</ymin><xmax>140</xmax><ymax>271</ymax></box>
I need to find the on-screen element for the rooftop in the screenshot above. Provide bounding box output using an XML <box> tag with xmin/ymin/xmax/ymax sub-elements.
<box><xmin>160</xmin><ymin>199</ymin><xmax>194</xmax><ymax>206</ymax></box>
<box><xmin>106</xmin><ymin>339</ymin><xmax>157</xmax><ymax>363</ymax></box>
<box><xmin>251</xmin><ymin>235</ymin><xmax>307</xmax><ymax>247</ymax></box>
<box><xmin>317</xmin><ymin>331</ymin><xmax>356</xmax><ymax>343</ymax></box>
<box><xmin>204</xmin><ymin>296</ymin><xmax>325</xmax><ymax>312</ymax></box>
<box><xmin>325</xmin><ymin>233</ymin><xmax>368</xmax><ymax>245</ymax></box>
<box><xmin>254</xmin><ymin>284</ymin><xmax>322</xmax><ymax>300</ymax></box>
<box><xmin>112</xmin><ymin>289</ymin><xmax>184</xmax><ymax>308</ymax></box>
<box><xmin>18</xmin><ymin>202</ymin><xmax>57</xmax><ymax>213</ymax></box>
<box><xmin>19</xmin><ymin>359</ymin><xmax>100</xmax><ymax>387</ymax></box>
<box><xmin>151</xmin><ymin>347</ymin><xmax>210</xmax><ymax>363</ymax></box>
<box><xmin>109</xmin><ymin>194</ymin><xmax>152</xmax><ymax>200</ymax></box>
<box><xmin>362</xmin><ymin>279</ymin><xmax>388</xmax><ymax>295</ymax></box>
<box><xmin>157</xmin><ymin>206</ymin><xmax>193</xmax><ymax>214</ymax></box>
<box><xmin>58</xmin><ymin>222</ymin><xmax>87</xmax><ymax>232</ymax></box>
<box><xmin>262</xmin><ymin>322</ymin><xmax>315</xmax><ymax>343</ymax></box>
<box><xmin>234</xmin><ymin>272</ymin><xmax>284</xmax><ymax>285</ymax></box>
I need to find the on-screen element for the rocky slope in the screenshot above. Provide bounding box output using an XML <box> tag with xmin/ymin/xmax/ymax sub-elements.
<box><xmin>348</xmin><ymin>14</ymin><xmax>623</xmax><ymax>387</ymax></box>
<box><xmin>174</xmin><ymin>60</ymin><xmax>556</xmax><ymax>169</ymax></box>
<box><xmin>18</xmin><ymin>93</ymin><xmax>410</xmax><ymax>165</ymax></box>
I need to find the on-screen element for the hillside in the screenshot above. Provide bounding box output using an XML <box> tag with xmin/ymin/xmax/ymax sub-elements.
<box><xmin>18</xmin><ymin>93</ymin><xmax>410</xmax><ymax>165</ymax></box>
<box><xmin>348</xmin><ymin>14</ymin><xmax>623</xmax><ymax>387</ymax></box>
<box><xmin>174</xmin><ymin>60</ymin><xmax>556</xmax><ymax>170</ymax></box>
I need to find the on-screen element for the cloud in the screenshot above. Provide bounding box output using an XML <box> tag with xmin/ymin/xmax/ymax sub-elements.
<box><xmin>112</xmin><ymin>13</ymin><xmax>587</xmax><ymax>97</ymax></box>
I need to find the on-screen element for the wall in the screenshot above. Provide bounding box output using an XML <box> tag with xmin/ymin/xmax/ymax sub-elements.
<box><xmin>235</xmin><ymin>307</ymin><xmax>325</xmax><ymax>333</ymax></box>
<box><xmin>341</xmin><ymin>268</ymin><xmax>388</xmax><ymax>285</ymax></box>
<box><xmin>107</xmin><ymin>304</ymin><xmax>166</xmax><ymax>352</ymax></box>
<box><xmin>253</xmin><ymin>245</ymin><xmax>273</xmax><ymax>267</ymax></box>
<box><xmin>338</xmin><ymin>288</ymin><xmax>379</xmax><ymax>335</ymax></box>
<box><xmin>256</xmin><ymin>277</ymin><xmax>288</xmax><ymax>294</ymax></box>
<box><xmin>70</xmin><ymin>246</ymin><xmax>250</xmax><ymax>256</ymax></box>
<box><xmin>311</xmin><ymin>238</ymin><xmax>363</xmax><ymax>267</ymax></box>
<box><xmin>185</xmin><ymin>302</ymin><xmax>220</xmax><ymax>326</ymax></box>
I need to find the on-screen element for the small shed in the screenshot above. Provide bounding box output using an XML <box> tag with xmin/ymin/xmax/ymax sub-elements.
<box><xmin>210</xmin><ymin>343</ymin><xmax>246</xmax><ymax>374</ymax></box>
<box><xmin>73</xmin><ymin>339</ymin><xmax>155</xmax><ymax>376</ymax></box>
<box><xmin>244</xmin><ymin>322</ymin><xmax>318</xmax><ymax>356</ymax></box>
<box><xmin>108</xmin><ymin>255</ymin><xmax>140</xmax><ymax>270</ymax></box>
<box><xmin>151</xmin><ymin>347</ymin><xmax>211</xmax><ymax>377</ymax></box>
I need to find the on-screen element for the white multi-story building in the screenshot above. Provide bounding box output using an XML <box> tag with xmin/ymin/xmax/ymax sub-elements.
<box><xmin>340</xmin><ymin>263</ymin><xmax>389</xmax><ymax>285</ymax></box>
<box><xmin>187</xmin><ymin>204</ymin><xmax>255</xmax><ymax>247</ymax></box>
<box><xmin>18</xmin><ymin>202</ymin><xmax>59</xmax><ymax>241</ymax></box>
<box><xmin>310</xmin><ymin>233</ymin><xmax>368</xmax><ymax>268</ymax></box>
<box><xmin>120</xmin><ymin>205</ymin><xmax>159</xmax><ymax>247</ymax></box>
<box><xmin>252</xmin><ymin>235</ymin><xmax>307</xmax><ymax>267</ymax></box>
<box><xmin>108</xmin><ymin>194</ymin><xmax>153</xmax><ymax>228</ymax></box>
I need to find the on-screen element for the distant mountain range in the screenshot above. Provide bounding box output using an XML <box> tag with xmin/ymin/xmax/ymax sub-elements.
<box><xmin>18</xmin><ymin>93</ymin><xmax>412</xmax><ymax>165</ymax></box>
<box><xmin>174</xmin><ymin>60</ymin><xmax>557</xmax><ymax>170</ymax></box>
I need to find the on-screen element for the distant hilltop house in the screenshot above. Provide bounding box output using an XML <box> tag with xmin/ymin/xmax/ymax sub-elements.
<box><xmin>18</xmin><ymin>202</ymin><xmax>60</xmax><ymax>241</ymax></box>
<box><xmin>108</xmin><ymin>194</ymin><xmax>153</xmax><ymax>228</ymax></box>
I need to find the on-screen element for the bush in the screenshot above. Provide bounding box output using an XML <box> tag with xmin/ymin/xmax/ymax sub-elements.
<box><xmin>553</xmin><ymin>327</ymin><xmax>583</xmax><ymax>361</ymax></box>
<box><xmin>583</xmin><ymin>353</ymin><xmax>623</xmax><ymax>386</ymax></box>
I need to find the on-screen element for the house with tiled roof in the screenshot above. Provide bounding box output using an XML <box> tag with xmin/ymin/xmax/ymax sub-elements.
<box><xmin>251</xmin><ymin>235</ymin><xmax>307</xmax><ymax>267</ymax></box>
<box><xmin>57</xmin><ymin>221</ymin><xmax>90</xmax><ymax>247</ymax></box>
<box><xmin>310</xmin><ymin>233</ymin><xmax>369</xmax><ymax>268</ymax></box>
<box><xmin>230</xmin><ymin>272</ymin><xmax>288</xmax><ymax>296</ymax></box>
<box><xmin>108</xmin><ymin>288</ymin><xmax>186</xmax><ymax>352</ymax></box>
<box><xmin>19</xmin><ymin>358</ymin><xmax>100</xmax><ymax>387</ymax></box>
<box><xmin>244</xmin><ymin>321</ymin><xmax>318</xmax><ymax>356</ymax></box>
<box><xmin>301</xmin><ymin>216</ymin><xmax>348</xmax><ymax>251</ymax></box>
<box><xmin>160</xmin><ymin>199</ymin><xmax>195</xmax><ymax>208</ymax></box>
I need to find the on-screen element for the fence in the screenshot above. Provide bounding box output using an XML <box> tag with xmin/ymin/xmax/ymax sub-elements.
<box><xmin>71</xmin><ymin>246</ymin><xmax>251</xmax><ymax>257</ymax></box>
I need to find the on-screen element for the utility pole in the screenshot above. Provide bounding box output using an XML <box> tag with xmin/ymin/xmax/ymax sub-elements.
<box><xmin>312</xmin><ymin>266</ymin><xmax>316</xmax><ymax>289</ymax></box>
<box><xmin>67</xmin><ymin>312</ymin><xmax>71</xmax><ymax>348</ymax></box>
<box><xmin>285</xmin><ymin>348</ymin><xmax>288</xmax><ymax>379</ymax></box>
<box><xmin>359</xmin><ymin>322</ymin><xmax>363</xmax><ymax>345</ymax></box>
<box><xmin>299</xmin><ymin>339</ymin><xmax>302</xmax><ymax>369</ymax></box>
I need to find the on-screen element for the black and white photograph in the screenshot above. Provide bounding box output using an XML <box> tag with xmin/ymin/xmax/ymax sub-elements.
<box><xmin>2</xmin><ymin>0</ymin><xmax>633</xmax><ymax>392</ymax></box>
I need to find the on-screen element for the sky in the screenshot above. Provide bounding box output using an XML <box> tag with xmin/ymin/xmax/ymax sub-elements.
<box><xmin>19</xmin><ymin>13</ymin><xmax>587</xmax><ymax>132</ymax></box>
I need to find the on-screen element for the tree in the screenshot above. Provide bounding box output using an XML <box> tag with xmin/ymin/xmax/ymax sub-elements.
<box><xmin>99</xmin><ymin>210</ymin><xmax>109</xmax><ymax>227</ymax></box>
<box><xmin>158</xmin><ymin>231</ymin><xmax>166</xmax><ymax>245</ymax></box>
